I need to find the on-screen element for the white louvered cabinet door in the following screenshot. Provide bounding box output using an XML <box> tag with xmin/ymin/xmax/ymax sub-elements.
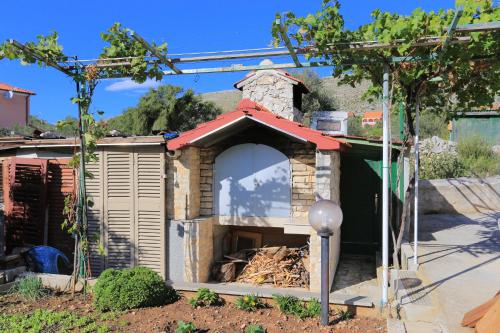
<box><xmin>134</xmin><ymin>147</ymin><xmax>165</xmax><ymax>277</ymax></box>
<box><xmin>105</xmin><ymin>149</ymin><xmax>134</xmax><ymax>269</ymax></box>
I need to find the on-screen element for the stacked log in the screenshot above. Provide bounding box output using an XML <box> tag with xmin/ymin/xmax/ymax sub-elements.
<box><xmin>212</xmin><ymin>246</ymin><xmax>309</xmax><ymax>288</ymax></box>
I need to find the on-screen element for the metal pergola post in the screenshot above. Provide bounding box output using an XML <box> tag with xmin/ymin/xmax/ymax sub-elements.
<box><xmin>381</xmin><ymin>63</ymin><xmax>390</xmax><ymax>306</ymax></box>
<box><xmin>413</xmin><ymin>101</ymin><xmax>420</xmax><ymax>267</ymax></box>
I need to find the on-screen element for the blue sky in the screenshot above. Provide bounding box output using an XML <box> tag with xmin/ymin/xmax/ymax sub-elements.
<box><xmin>0</xmin><ymin>0</ymin><xmax>455</xmax><ymax>123</ymax></box>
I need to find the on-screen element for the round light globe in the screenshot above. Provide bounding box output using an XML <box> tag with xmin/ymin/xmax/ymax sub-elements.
<box><xmin>308</xmin><ymin>199</ymin><xmax>343</xmax><ymax>235</ymax></box>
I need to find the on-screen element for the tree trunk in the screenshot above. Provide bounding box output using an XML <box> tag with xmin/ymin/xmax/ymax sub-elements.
<box><xmin>392</xmin><ymin>175</ymin><xmax>415</xmax><ymax>269</ymax></box>
<box><xmin>405</xmin><ymin>90</ymin><xmax>416</xmax><ymax>137</ymax></box>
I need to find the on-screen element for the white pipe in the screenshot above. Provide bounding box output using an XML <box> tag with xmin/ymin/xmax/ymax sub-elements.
<box><xmin>382</xmin><ymin>64</ymin><xmax>390</xmax><ymax>306</ymax></box>
<box><xmin>413</xmin><ymin>101</ymin><xmax>420</xmax><ymax>267</ymax></box>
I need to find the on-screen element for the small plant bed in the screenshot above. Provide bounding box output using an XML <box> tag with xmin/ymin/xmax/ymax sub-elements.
<box><xmin>0</xmin><ymin>291</ymin><xmax>386</xmax><ymax>332</ymax></box>
<box><xmin>188</xmin><ymin>288</ymin><xmax>223</xmax><ymax>308</ymax></box>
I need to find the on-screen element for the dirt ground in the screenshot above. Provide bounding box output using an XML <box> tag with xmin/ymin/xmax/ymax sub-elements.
<box><xmin>0</xmin><ymin>292</ymin><xmax>387</xmax><ymax>333</ymax></box>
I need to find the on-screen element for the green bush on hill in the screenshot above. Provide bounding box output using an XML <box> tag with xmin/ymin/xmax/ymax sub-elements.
<box><xmin>420</xmin><ymin>136</ymin><xmax>499</xmax><ymax>179</ymax></box>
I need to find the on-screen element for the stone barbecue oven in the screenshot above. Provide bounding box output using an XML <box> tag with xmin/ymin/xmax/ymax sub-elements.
<box><xmin>166</xmin><ymin>69</ymin><xmax>343</xmax><ymax>292</ymax></box>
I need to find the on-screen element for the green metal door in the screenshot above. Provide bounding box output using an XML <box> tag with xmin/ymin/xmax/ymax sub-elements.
<box><xmin>340</xmin><ymin>155</ymin><xmax>382</xmax><ymax>254</ymax></box>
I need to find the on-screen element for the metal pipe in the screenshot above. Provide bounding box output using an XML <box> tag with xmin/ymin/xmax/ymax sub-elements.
<box><xmin>413</xmin><ymin>100</ymin><xmax>420</xmax><ymax>267</ymax></box>
<box><xmin>320</xmin><ymin>234</ymin><xmax>330</xmax><ymax>326</ymax></box>
<box><xmin>381</xmin><ymin>64</ymin><xmax>390</xmax><ymax>306</ymax></box>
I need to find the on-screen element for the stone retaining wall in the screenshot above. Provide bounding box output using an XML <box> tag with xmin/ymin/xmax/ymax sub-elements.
<box><xmin>419</xmin><ymin>176</ymin><xmax>500</xmax><ymax>214</ymax></box>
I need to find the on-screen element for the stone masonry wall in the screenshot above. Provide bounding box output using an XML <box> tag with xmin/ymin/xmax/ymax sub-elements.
<box><xmin>309</xmin><ymin>150</ymin><xmax>342</xmax><ymax>292</ymax></box>
<box><xmin>241</xmin><ymin>71</ymin><xmax>301</xmax><ymax>122</ymax></box>
<box><xmin>183</xmin><ymin>217</ymin><xmax>213</xmax><ymax>283</ymax></box>
<box><xmin>199</xmin><ymin>148</ymin><xmax>217</xmax><ymax>216</ymax></box>
<box><xmin>290</xmin><ymin>144</ymin><xmax>316</xmax><ymax>219</ymax></box>
<box><xmin>315</xmin><ymin>151</ymin><xmax>341</xmax><ymax>204</ymax></box>
<box><xmin>167</xmin><ymin>147</ymin><xmax>200</xmax><ymax>220</ymax></box>
<box><xmin>198</xmin><ymin>142</ymin><xmax>316</xmax><ymax>220</ymax></box>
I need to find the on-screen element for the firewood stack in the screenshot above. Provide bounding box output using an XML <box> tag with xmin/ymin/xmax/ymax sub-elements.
<box><xmin>211</xmin><ymin>246</ymin><xmax>310</xmax><ymax>288</ymax></box>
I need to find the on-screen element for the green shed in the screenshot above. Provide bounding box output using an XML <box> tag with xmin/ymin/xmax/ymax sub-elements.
<box><xmin>450</xmin><ymin>111</ymin><xmax>500</xmax><ymax>144</ymax></box>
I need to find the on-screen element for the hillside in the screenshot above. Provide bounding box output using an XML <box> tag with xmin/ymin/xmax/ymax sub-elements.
<box><xmin>200</xmin><ymin>89</ymin><xmax>242</xmax><ymax>113</ymax></box>
<box><xmin>200</xmin><ymin>76</ymin><xmax>377</xmax><ymax>114</ymax></box>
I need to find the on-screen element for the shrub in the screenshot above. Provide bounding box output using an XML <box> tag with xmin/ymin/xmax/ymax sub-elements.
<box><xmin>457</xmin><ymin>136</ymin><xmax>500</xmax><ymax>177</ymax></box>
<box><xmin>188</xmin><ymin>288</ymin><xmax>222</xmax><ymax>308</ymax></box>
<box><xmin>13</xmin><ymin>275</ymin><xmax>49</xmax><ymax>300</ymax></box>
<box><xmin>93</xmin><ymin>267</ymin><xmax>179</xmax><ymax>312</ymax></box>
<box><xmin>335</xmin><ymin>309</ymin><xmax>354</xmax><ymax>321</ymax></box>
<box><xmin>235</xmin><ymin>294</ymin><xmax>265</xmax><ymax>312</ymax></box>
<box><xmin>245</xmin><ymin>324</ymin><xmax>266</xmax><ymax>333</ymax></box>
<box><xmin>175</xmin><ymin>320</ymin><xmax>196</xmax><ymax>333</ymax></box>
<box><xmin>272</xmin><ymin>295</ymin><xmax>320</xmax><ymax>319</ymax></box>
<box><xmin>419</xmin><ymin>151</ymin><xmax>466</xmax><ymax>179</ymax></box>
<box><xmin>305</xmin><ymin>298</ymin><xmax>321</xmax><ymax>317</ymax></box>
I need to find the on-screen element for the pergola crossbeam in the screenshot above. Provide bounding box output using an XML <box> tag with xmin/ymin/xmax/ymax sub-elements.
<box><xmin>11</xmin><ymin>20</ymin><xmax>496</xmax><ymax>79</ymax></box>
<box><xmin>129</xmin><ymin>30</ymin><xmax>182</xmax><ymax>74</ymax></box>
<box><xmin>442</xmin><ymin>7</ymin><xmax>463</xmax><ymax>55</ymax></box>
<box><xmin>276</xmin><ymin>16</ymin><xmax>302</xmax><ymax>67</ymax></box>
<box><xmin>9</xmin><ymin>40</ymin><xmax>74</xmax><ymax>77</ymax></box>
<box><xmin>456</xmin><ymin>21</ymin><xmax>500</xmax><ymax>32</ymax></box>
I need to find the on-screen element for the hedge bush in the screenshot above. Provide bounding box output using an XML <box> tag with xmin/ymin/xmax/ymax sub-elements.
<box><xmin>12</xmin><ymin>275</ymin><xmax>49</xmax><ymax>300</ymax></box>
<box><xmin>419</xmin><ymin>151</ymin><xmax>466</xmax><ymax>179</ymax></box>
<box><xmin>93</xmin><ymin>267</ymin><xmax>178</xmax><ymax>312</ymax></box>
<box><xmin>457</xmin><ymin>136</ymin><xmax>500</xmax><ymax>177</ymax></box>
<box><xmin>420</xmin><ymin>136</ymin><xmax>500</xmax><ymax>179</ymax></box>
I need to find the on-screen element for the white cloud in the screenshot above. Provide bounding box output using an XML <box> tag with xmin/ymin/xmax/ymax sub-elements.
<box><xmin>104</xmin><ymin>78</ymin><xmax>162</xmax><ymax>92</ymax></box>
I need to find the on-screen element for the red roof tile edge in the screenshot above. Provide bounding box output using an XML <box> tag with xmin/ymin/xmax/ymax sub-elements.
<box><xmin>167</xmin><ymin>99</ymin><xmax>342</xmax><ymax>151</ymax></box>
<box><xmin>0</xmin><ymin>83</ymin><xmax>35</xmax><ymax>95</ymax></box>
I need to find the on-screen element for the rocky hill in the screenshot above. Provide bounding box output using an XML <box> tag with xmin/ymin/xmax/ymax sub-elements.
<box><xmin>200</xmin><ymin>76</ymin><xmax>378</xmax><ymax>114</ymax></box>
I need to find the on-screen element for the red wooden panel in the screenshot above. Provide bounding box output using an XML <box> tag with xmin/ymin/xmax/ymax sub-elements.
<box><xmin>46</xmin><ymin>160</ymin><xmax>75</xmax><ymax>260</ymax></box>
<box><xmin>4</xmin><ymin>157</ymin><xmax>48</xmax><ymax>252</ymax></box>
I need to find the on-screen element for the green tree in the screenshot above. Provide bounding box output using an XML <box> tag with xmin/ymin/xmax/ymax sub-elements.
<box><xmin>272</xmin><ymin>0</ymin><xmax>499</xmax><ymax>138</ymax></box>
<box><xmin>290</xmin><ymin>69</ymin><xmax>338</xmax><ymax>115</ymax></box>
<box><xmin>0</xmin><ymin>115</ymin><xmax>79</xmax><ymax>138</ymax></box>
<box><xmin>419</xmin><ymin>111</ymin><xmax>449</xmax><ymax>139</ymax></box>
<box><xmin>273</xmin><ymin>0</ymin><xmax>499</xmax><ymax>269</ymax></box>
<box><xmin>107</xmin><ymin>85</ymin><xmax>221</xmax><ymax>135</ymax></box>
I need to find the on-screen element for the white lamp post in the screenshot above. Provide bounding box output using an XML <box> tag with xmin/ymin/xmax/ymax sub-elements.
<box><xmin>308</xmin><ymin>199</ymin><xmax>343</xmax><ymax>326</ymax></box>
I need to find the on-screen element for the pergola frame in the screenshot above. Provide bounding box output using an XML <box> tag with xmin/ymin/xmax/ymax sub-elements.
<box><xmin>5</xmin><ymin>9</ymin><xmax>499</xmax><ymax>307</ymax></box>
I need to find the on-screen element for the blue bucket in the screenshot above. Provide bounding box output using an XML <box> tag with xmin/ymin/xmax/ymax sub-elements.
<box><xmin>25</xmin><ymin>246</ymin><xmax>71</xmax><ymax>274</ymax></box>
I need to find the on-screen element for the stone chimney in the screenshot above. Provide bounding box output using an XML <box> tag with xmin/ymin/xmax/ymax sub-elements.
<box><xmin>234</xmin><ymin>60</ymin><xmax>309</xmax><ymax>122</ymax></box>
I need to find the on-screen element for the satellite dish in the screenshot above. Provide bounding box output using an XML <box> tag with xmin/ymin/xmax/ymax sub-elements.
<box><xmin>4</xmin><ymin>90</ymin><xmax>14</xmax><ymax>99</ymax></box>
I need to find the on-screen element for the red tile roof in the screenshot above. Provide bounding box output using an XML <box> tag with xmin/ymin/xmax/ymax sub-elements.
<box><xmin>167</xmin><ymin>99</ymin><xmax>342</xmax><ymax>151</ymax></box>
<box><xmin>233</xmin><ymin>70</ymin><xmax>310</xmax><ymax>93</ymax></box>
<box><xmin>0</xmin><ymin>83</ymin><xmax>35</xmax><ymax>95</ymax></box>
<box><xmin>362</xmin><ymin>111</ymin><xmax>383</xmax><ymax>119</ymax></box>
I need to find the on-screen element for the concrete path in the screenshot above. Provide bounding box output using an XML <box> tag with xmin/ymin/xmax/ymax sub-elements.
<box><xmin>410</xmin><ymin>212</ymin><xmax>500</xmax><ymax>333</ymax></box>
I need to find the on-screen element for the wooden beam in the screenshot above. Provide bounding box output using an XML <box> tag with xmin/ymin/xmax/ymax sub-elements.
<box><xmin>456</xmin><ymin>21</ymin><xmax>500</xmax><ymax>32</ymax></box>
<box><xmin>9</xmin><ymin>40</ymin><xmax>74</xmax><ymax>77</ymax></box>
<box><xmin>276</xmin><ymin>16</ymin><xmax>302</xmax><ymax>67</ymax></box>
<box><xmin>441</xmin><ymin>7</ymin><xmax>463</xmax><ymax>55</ymax></box>
<box><xmin>93</xmin><ymin>52</ymin><xmax>500</xmax><ymax>79</ymax></box>
<box><xmin>129</xmin><ymin>30</ymin><xmax>182</xmax><ymax>74</ymax></box>
<box><xmin>60</xmin><ymin>34</ymin><xmax>476</xmax><ymax>69</ymax></box>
